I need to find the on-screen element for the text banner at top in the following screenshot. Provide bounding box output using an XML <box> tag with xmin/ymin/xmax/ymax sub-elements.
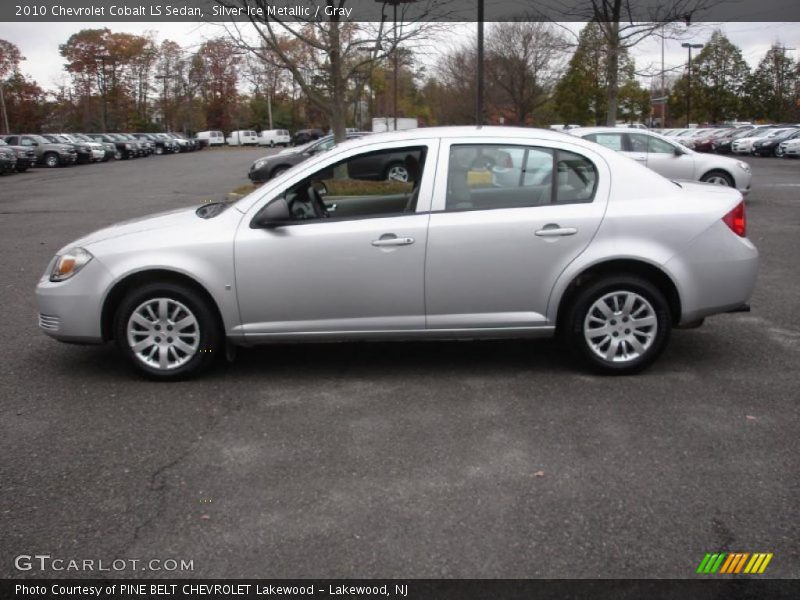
<box><xmin>3</xmin><ymin>0</ymin><xmax>800</xmax><ymax>23</ymax></box>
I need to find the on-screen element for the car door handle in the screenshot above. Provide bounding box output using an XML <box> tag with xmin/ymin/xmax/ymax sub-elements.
<box><xmin>535</xmin><ymin>225</ymin><xmax>578</xmax><ymax>237</ymax></box>
<box><xmin>371</xmin><ymin>235</ymin><xmax>415</xmax><ymax>247</ymax></box>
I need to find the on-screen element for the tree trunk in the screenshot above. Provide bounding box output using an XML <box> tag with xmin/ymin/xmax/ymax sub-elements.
<box><xmin>329</xmin><ymin>22</ymin><xmax>347</xmax><ymax>144</ymax></box>
<box><xmin>606</xmin><ymin>22</ymin><xmax>620</xmax><ymax>127</ymax></box>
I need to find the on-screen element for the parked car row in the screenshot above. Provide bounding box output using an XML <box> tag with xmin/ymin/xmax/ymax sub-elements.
<box><xmin>654</xmin><ymin>125</ymin><xmax>800</xmax><ymax>158</ymax></box>
<box><xmin>0</xmin><ymin>132</ymin><xmax>202</xmax><ymax>174</ymax></box>
<box><xmin>199</xmin><ymin>128</ymin><xmax>366</xmax><ymax>149</ymax></box>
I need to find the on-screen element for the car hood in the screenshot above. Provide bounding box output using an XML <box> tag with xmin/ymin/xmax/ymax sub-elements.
<box><xmin>63</xmin><ymin>207</ymin><xmax>199</xmax><ymax>251</ymax></box>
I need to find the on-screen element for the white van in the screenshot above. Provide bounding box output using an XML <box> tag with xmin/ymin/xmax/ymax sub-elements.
<box><xmin>226</xmin><ymin>130</ymin><xmax>258</xmax><ymax>146</ymax></box>
<box><xmin>258</xmin><ymin>129</ymin><xmax>291</xmax><ymax>147</ymax></box>
<box><xmin>197</xmin><ymin>131</ymin><xmax>225</xmax><ymax>146</ymax></box>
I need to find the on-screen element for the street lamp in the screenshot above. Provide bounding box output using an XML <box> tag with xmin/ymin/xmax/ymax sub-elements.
<box><xmin>681</xmin><ymin>43</ymin><xmax>704</xmax><ymax>127</ymax></box>
<box><xmin>375</xmin><ymin>0</ymin><xmax>418</xmax><ymax>132</ymax></box>
<box><xmin>477</xmin><ymin>0</ymin><xmax>484</xmax><ymax>126</ymax></box>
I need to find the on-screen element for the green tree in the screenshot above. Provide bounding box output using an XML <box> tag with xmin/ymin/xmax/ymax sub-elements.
<box><xmin>693</xmin><ymin>31</ymin><xmax>749</xmax><ymax>123</ymax></box>
<box><xmin>554</xmin><ymin>22</ymin><xmax>636</xmax><ymax>125</ymax></box>
<box><xmin>744</xmin><ymin>44</ymin><xmax>798</xmax><ymax>122</ymax></box>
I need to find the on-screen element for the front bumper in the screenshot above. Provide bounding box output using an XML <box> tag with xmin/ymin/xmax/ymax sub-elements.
<box><xmin>35</xmin><ymin>257</ymin><xmax>114</xmax><ymax>344</ymax></box>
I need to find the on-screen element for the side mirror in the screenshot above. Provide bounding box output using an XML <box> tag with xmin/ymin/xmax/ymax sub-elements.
<box><xmin>252</xmin><ymin>197</ymin><xmax>291</xmax><ymax>228</ymax></box>
<box><xmin>673</xmin><ymin>146</ymin><xmax>685</xmax><ymax>156</ymax></box>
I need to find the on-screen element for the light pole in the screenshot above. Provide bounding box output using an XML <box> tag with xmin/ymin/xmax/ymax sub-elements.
<box><xmin>476</xmin><ymin>0</ymin><xmax>484</xmax><ymax>125</ymax></box>
<box><xmin>375</xmin><ymin>0</ymin><xmax>417</xmax><ymax>131</ymax></box>
<box><xmin>681</xmin><ymin>43</ymin><xmax>703</xmax><ymax>127</ymax></box>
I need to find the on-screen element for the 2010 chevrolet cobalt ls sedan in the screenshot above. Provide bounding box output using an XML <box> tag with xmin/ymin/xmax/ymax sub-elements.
<box><xmin>36</xmin><ymin>127</ymin><xmax>758</xmax><ymax>380</ymax></box>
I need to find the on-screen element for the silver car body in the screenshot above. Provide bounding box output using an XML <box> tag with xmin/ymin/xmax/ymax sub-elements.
<box><xmin>571</xmin><ymin>127</ymin><xmax>752</xmax><ymax>196</ymax></box>
<box><xmin>36</xmin><ymin>127</ymin><xmax>757</xmax><ymax>355</ymax></box>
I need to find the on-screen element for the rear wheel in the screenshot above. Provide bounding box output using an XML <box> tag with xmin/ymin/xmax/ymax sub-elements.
<box><xmin>114</xmin><ymin>282</ymin><xmax>221</xmax><ymax>380</ymax></box>
<box><xmin>564</xmin><ymin>276</ymin><xmax>671</xmax><ymax>375</ymax></box>
<box><xmin>700</xmin><ymin>170</ymin><xmax>734</xmax><ymax>187</ymax></box>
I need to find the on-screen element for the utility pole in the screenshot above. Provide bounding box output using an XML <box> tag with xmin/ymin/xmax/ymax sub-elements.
<box><xmin>682</xmin><ymin>43</ymin><xmax>703</xmax><ymax>127</ymax></box>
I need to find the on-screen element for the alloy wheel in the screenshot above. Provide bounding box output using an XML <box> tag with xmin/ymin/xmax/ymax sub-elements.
<box><xmin>126</xmin><ymin>298</ymin><xmax>200</xmax><ymax>370</ymax></box>
<box><xmin>583</xmin><ymin>291</ymin><xmax>658</xmax><ymax>363</ymax></box>
<box><xmin>386</xmin><ymin>165</ymin><xmax>409</xmax><ymax>182</ymax></box>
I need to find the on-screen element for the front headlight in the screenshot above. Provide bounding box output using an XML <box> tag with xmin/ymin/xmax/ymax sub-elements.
<box><xmin>254</xmin><ymin>158</ymin><xmax>269</xmax><ymax>169</ymax></box>
<box><xmin>50</xmin><ymin>247</ymin><xmax>93</xmax><ymax>282</ymax></box>
<box><xmin>737</xmin><ymin>161</ymin><xmax>750</xmax><ymax>172</ymax></box>
<box><xmin>125</xmin><ymin>143</ymin><xmax>132</xmax><ymax>149</ymax></box>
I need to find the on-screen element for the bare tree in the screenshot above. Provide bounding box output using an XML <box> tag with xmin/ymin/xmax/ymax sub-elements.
<box><xmin>485</xmin><ymin>20</ymin><xmax>568</xmax><ymax>125</ymax></box>
<box><xmin>213</xmin><ymin>0</ymin><xmax>452</xmax><ymax>141</ymax></box>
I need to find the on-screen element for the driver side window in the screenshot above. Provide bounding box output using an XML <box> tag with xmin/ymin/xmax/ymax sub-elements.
<box><xmin>283</xmin><ymin>146</ymin><xmax>428</xmax><ymax>222</ymax></box>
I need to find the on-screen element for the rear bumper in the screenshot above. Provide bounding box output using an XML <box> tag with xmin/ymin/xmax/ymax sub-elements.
<box><xmin>665</xmin><ymin>221</ymin><xmax>759</xmax><ymax>325</ymax></box>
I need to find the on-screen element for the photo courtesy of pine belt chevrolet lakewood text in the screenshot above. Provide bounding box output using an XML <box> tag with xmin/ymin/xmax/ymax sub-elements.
<box><xmin>35</xmin><ymin>127</ymin><xmax>758</xmax><ymax>380</ymax></box>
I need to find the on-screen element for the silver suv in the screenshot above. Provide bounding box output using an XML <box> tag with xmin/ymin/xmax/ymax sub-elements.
<box><xmin>36</xmin><ymin>127</ymin><xmax>758</xmax><ymax>380</ymax></box>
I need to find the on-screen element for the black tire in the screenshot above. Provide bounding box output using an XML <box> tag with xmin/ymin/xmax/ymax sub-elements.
<box><xmin>43</xmin><ymin>152</ymin><xmax>60</xmax><ymax>168</ymax></box>
<box><xmin>699</xmin><ymin>170</ymin><xmax>734</xmax><ymax>187</ymax></box>
<box><xmin>563</xmin><ymin>275</ymin><xmax>671</xmax><ymax>375</ymax></box>
<box><xmin>16</xmin><ymin>165</ymin><xmax>28</xmax><ymax>173</ymax></box>
<box><xmin>383</xmin><ymin>161</ymin><xmax>409</xmax><ymax>182</ymax></box>
<box><xmin>155</xmin><ymin>146</ymin><xmax>164</xmax><ymax>155</ymax></box>
<box><xmin>114</xmin><ymin>150</ymin><xmax>122</xmax><ymax>160</ymax></box>
<box><xmin>113</xmin><ymin>282</ymin><xmax>222</xmax><ymax>381</ymax></box>
<box><xmin>270</xmin><ymin>165</ymin><xmax>289</xmax><ymax>179</ymax></box>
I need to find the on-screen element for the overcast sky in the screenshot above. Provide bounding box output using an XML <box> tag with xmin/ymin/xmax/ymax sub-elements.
<box><xmin>1</xmin><ymin>21</ymin><xmax>798</xmax><ymax>91</ymax></box>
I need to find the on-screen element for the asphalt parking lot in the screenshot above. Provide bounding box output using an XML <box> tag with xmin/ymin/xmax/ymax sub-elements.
<box><xmin>0</xmin><ymin>150</ymin><xmax>798</xmax><ymax>579</ymax></box>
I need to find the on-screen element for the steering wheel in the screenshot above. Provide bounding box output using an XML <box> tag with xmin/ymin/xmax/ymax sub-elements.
<box><xmin>307</xmin><ymin>184</ymin><xmax>329</xmax><ymax>219</ymax></box>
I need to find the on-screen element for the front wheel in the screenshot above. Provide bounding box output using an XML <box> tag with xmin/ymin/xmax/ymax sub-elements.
<box><xmin>43</xmin><ymin>153</ymin><xmax>60</xmax><ymax>168</ymax></box>
<box><xmin>114</xmin><ymin>282</ymin><xmax>222</xmax><ymax>380</ymax></box>
<box><xmin>700</xmin><ymin>170</ymin><xmax>734</xmax><ymax>187</ymax></box>
<box><xmin>563</xmin><ymin>276</ymin><xmax>671</xmax><ymax>374</ymax></box>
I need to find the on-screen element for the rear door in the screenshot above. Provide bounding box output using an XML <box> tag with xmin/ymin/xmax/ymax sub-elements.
<box><xmin>424</xmin><ymin>138</ymin><xmax>609</xmax><ymax>330</ymax></box>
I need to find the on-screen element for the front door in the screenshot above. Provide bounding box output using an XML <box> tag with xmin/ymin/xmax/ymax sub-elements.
<box><xmin>234</xmin><ymin>141</ymin><xmax>437</xmax><ymax>337</ymax></box>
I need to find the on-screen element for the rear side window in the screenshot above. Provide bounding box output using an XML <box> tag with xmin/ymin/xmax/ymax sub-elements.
<box><xmin>445</xmin><ymin>144</ymin><xmax>597</xmax><ymax>212</ymax></box>
<box><xmin>585</xmin><ymin>133</ymin><xmax>624</xmax><ymax>152</ymax></box>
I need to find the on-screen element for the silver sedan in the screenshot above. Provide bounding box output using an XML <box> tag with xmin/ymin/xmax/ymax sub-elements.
<box><xmin>36</xmin><ymin>127</ymin><xmax>758</xmax><ymax>379</ymax></box>
<box><xmin>571</xmin><ymin>127</ymin><xmax>752</xmax><ymax>196</ymax></box>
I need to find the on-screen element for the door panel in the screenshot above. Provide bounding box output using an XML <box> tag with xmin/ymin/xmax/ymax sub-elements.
<box><xmin>425</xmin><ymin>204</ymin><xmax>602</xmax><ymax>328</ymax></box>
<box><xmin>235</xmin><ymin>214</ymin><xmax>429</xmax><ymax>335</ymax></box>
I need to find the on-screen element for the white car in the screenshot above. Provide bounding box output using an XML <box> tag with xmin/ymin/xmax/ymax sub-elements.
<box><xmin>226</xmin><ymin>130</ymin><xmax>258</xmax><ymax>146</ymax></box>
<box><xmin>778</xmin><ymin>136</ymin><xmax>800</xmax><ymax>158</ymax></box>
<box><xmin>572</xmin><ymin>127</ymin><xmax>751</xmax><ymax>195</ymax></box>
<box><xmin>732</xmin><ymin>128</ymin><xmax>792</xmax><ymax>155</ymax></box>
<box><xmin>258</xmin><ymin>129</ymin><xmax>291</xmax><ymax>147</ymax></box>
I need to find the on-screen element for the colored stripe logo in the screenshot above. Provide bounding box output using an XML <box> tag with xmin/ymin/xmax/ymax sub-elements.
<box><xmin>696</xmin><ymin>552</ymin><xmax>773</xmax><ymax>574</ymax></box>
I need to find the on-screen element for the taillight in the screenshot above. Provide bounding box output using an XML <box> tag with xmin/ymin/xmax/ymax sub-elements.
<box><xmin>722</xmin><ymin>201</ymin><xmax>746</xmax><ymax>237</ymax></box>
